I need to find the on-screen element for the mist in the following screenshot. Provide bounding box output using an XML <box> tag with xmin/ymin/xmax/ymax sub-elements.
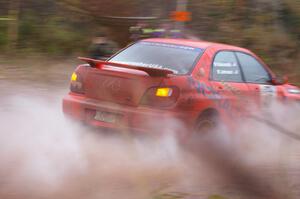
<box><xmin>0</xmin><ymin>90</ymin><xmax>299</xmax><ymax>199</ymax></box>
<box><xmin>1</xmin><ymin>61</ymin><xmax>300</xmax><ymax>199</ymax></box>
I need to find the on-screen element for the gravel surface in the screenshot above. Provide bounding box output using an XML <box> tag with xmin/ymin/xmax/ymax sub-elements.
<box><xmin>0</xmin><ymin>59</ymin><xmax>300</xmax><ymax>199</ymax></box>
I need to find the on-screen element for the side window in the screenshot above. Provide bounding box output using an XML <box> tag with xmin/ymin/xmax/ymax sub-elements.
<box><xmin>236</xmin><ymin>52</ymin><xmax>271</xmax><ymax>84</ymax></box>
<box><xmin>212</xmin><ymin>51</ymin><xmax>243</xmax><ymax>82</ymax></box>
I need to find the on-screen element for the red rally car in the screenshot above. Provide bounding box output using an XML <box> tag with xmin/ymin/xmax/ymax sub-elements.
<box><xmin>62</xmin><ymin>38</ymin><xmax>300</xmax><ymax>133</ymax></box>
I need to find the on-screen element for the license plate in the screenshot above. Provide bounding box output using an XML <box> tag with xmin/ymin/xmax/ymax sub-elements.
<box><xmin>94</xmin><ymin>111</ymin><xmax>119</xmax><ymax>123</ymax></box>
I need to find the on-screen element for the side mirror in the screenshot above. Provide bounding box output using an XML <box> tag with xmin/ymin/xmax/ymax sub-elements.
<box><xmin>271</xmin><ymin>75</ymin><xmax>288</xmax><ymax>85</ymax></box>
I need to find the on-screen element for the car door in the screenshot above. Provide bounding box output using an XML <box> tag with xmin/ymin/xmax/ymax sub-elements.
<box><xmin>209</xmin><ymin>51</ymin><xmax>250</xmax><ymax>117</ymax></box>
<box><xmin>235</xmin><ymin>52</ymin><xmax>277</xmax><ymax>108</ymax></box>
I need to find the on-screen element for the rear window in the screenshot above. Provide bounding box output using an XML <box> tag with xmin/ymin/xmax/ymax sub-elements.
<box><xmin>109</xmin><ymin>42</ymin><xmax>203</xmax><ymax>75</ymax></box>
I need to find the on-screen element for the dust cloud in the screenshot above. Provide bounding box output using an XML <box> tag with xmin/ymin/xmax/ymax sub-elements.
<box><xmin>1</xmin><ymin>62</ymin><xmax>300</xmax><ymax>199</ymax></box>
<box><xmin>0</xmin><ymin>95</ymin><xmax>181</xmax><ymax>199</ymax></box>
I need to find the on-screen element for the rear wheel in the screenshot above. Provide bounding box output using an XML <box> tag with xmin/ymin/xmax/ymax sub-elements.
<box><xmin>194</xmin><ymin>111</ymin><xmax>219</xmax><ymax>134</ymax></box>
<box><xmin>183</xmin><ymin>110</ymin><xmax>221</xmax><ymax>152</ymax></box>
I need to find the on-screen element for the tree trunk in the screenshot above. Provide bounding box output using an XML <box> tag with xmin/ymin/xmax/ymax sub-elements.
<box><xmin>7</xmin><ymin>0</ymin><xmax>20</xmax><ymax>53</ymax></box>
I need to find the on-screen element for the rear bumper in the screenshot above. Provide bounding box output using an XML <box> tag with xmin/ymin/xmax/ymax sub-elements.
<box><xmin>62</xmin><ymin>93</ymin><xmax>192</xmax><ymax>133</ymax></box>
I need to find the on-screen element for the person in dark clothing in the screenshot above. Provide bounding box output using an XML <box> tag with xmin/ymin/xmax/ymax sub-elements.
<box><xmin>88</xmin><ymin>34</ymin><xmax>118</xmax><ymax>60</ymax></box>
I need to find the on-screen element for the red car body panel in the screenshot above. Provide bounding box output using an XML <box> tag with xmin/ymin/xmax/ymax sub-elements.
<box><xmin>62</xmin><ymin>38</ymin><xmax>300</xmax><ymax>133</ymax></box>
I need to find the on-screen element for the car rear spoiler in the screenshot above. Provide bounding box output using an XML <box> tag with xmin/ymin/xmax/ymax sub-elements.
<box><xmin>78</xmin><ymin>57</ymin><xmax>174</xmax><ymax>77</ymax></box>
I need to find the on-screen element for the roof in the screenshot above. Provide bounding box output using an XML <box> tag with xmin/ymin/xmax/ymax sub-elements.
<box><xmin>143</xmin><ymin>38</ymin><xmax>251</xmax><ymax>53</ymax></box>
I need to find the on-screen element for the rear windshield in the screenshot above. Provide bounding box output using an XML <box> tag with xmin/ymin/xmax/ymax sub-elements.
<box><xmin>109</xmin><ymin>41</ymin><xmax>203</xmax><ymax>75</ymax></box>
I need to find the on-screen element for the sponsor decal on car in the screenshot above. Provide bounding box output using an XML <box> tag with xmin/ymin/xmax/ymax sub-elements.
<box><xmin>140</xmin><ymin>41</ymin><xmax>202</xmax><ymax>52</ymax></box>
<box><xmin>260</xmin><ymin>85</ymin><xmax>277</xmax><ymax>107</ymax></box>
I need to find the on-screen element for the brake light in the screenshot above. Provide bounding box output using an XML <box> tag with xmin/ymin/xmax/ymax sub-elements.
<box><xmin>71</xmin><ymin>72</ymin><xmax>77</xmax><ymax>81</ymax></box>
<box><xmin>156</xmin><ymin>88</ymin><xmax>173</xmax><ymax>97</ymax></box>
<box><xmin>140</xmin><ymin>87</ymin><xmax>179</xmax><ymax>108</ymax></box>
<box><xmin>70</xmin><ymin>72</ymin><xmax>84</xmax><ymax>94</ymax></box>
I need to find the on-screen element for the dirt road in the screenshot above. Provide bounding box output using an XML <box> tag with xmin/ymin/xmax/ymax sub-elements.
<box><xmin>0</xmin><ymin>59</ymin><xmax>300</xmax><ymax>199</ymax></box>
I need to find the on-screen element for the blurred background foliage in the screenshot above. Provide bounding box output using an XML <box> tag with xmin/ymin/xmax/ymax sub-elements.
<box><xmin>0</xmin><ymin>0</ymin><xmax>299</xmax><ymax>78</ymax></box>
<box><xmin>188</xmin><ymin>0</ymin><xmax>300</xmax><ymax>76</ymax></box>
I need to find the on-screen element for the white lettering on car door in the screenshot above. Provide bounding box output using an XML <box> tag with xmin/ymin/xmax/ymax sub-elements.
<box><xmin>260</xmin><ymin>85</ymin><xmax>277</xmax><ymax>107</ymax></box>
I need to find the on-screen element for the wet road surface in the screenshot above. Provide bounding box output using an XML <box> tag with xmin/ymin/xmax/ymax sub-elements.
<box><xmin>0</xmin><ymin>58</ymin><xmax>300</xmax><ymax>199</ymax></box>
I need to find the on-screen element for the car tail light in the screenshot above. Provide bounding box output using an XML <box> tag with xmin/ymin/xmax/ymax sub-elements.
<box><xmin>140</xmin><ymin>87</ymin><xmax>179</xmax><ymax>108</ymax></box>
<box><xmin>70</xmin><ymin>72</ymin><xmax>85</xmax><ymax>94</ymax></box>
<box><xmin>156</xmin><ymin>88</ymin><xmax>173</xmax><ymax>97</ymax></box>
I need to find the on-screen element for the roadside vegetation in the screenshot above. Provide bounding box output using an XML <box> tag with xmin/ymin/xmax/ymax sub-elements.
<box><xmin>0</xmin><ymin>0</ymin><xmax>299</xmax><ymax>84</ymax></box>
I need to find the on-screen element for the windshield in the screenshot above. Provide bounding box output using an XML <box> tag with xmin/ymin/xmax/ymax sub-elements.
<box><xmin>109</xmin><ymin>41</ymin><xmax>203</xmax><ymax>75</ymax></box>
